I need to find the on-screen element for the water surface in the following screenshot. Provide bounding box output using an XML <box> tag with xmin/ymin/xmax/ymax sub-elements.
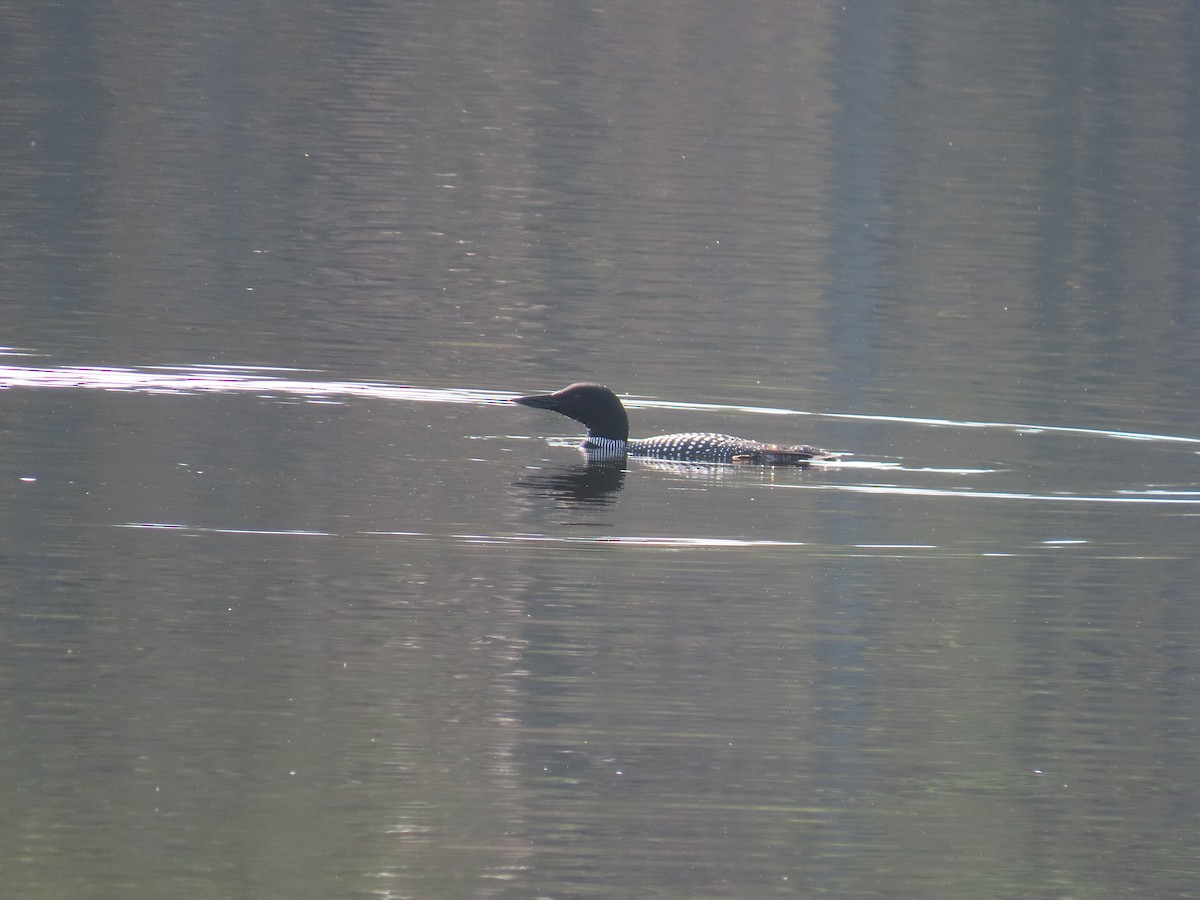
<box><xmin>2</xmin><ymin>2</ymin><xmax>1199</xmax><ymax>898</ymax></box>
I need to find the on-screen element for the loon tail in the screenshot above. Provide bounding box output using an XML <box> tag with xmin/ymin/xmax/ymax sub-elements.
<box><xmin>731</xmin><ymin>444</ymin><xmax>839</xmax><ymax>465</ymax></box>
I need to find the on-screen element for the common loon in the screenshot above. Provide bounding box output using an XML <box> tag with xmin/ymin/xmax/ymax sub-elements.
<box><xmin>514</xmin><ymin>383</ymin><xmax>838</xmax><ymax>465</ymax></box>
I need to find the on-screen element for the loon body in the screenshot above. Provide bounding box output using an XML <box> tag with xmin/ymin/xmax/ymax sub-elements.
<box><xmin>514</xmin><ymin>383</ymin><xmax>837</xmax><ymax>465</ymax></box>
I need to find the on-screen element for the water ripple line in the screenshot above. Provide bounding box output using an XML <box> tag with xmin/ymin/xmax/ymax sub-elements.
<box><xmin>2</xmin><ymin>363</ymin><xmax>1196</xmax><ymax>446</ymax></box>
<box><xmin>773</xmin><ymin>482</ymin><xmax>1200</xmax><ymax>504</ymax></box>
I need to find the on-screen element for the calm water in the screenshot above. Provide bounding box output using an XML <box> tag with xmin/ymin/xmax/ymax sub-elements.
<box><xmin>2</xmin><ymin>2</ymin><xmax>1199</xmax><ymax>898</ymax></box>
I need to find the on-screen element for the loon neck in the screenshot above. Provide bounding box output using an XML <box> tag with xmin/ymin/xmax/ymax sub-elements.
<box><xmin>583</xmin><ymin>435</ymin><xmax>628</xmax><ymax>456</ymax></box>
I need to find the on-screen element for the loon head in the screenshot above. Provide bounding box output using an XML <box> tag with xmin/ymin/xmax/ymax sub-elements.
<box><xmin>513</xmin><ymin>382</ymin><xmax>630</xmax><ymax>442</ymax></box>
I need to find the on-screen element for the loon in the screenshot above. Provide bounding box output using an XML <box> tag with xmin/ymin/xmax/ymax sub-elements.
<box><xmin>514</xmin><ymin>383</ymin><xmax>838</xmax><ymax>465</ymax></box>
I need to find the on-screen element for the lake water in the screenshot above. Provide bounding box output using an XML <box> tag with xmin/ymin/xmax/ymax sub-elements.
<box><xmin>2</xmin><ymin>2</ymin><xmax>1199</xmax><ymax>898</ymax></box>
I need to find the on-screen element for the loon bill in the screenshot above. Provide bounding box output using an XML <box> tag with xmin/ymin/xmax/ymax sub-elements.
<box><xmin>513</xmin><ymin>382</ymin><xmax>838</xmax><ymax>465</ymax></box>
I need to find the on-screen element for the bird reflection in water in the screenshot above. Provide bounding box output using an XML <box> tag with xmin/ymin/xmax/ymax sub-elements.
<box><xmin>514</xmin><ymin>461</ymin><xmax>626</xmax><ymax>506</ymax></box>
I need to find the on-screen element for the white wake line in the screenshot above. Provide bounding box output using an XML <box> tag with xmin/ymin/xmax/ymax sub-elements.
<box><xmin>116</xmin><ymin>522</ymin><xmax>808</xmax><ymax>547</ymax></box>
<box><xmin>1</xmin><ymin>363</ymin><xmax>1197</xmax><ymax>446</ymax></box>
<box><xmin>773</xmin><ymin>482</ymin><xmax>1200</xmax><ymax>504</ymax></box>
<box><xmin>0</xmin><ymin>364</ymin><xmax>504</xmax><ymax>405</ymax></box>
<box><xmin>630</xmin><ymin>398</ymin><xmax>1200</xmax><ymax>446</ymax></box>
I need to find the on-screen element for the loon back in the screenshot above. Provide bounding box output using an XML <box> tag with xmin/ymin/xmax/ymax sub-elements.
<box><xmin>513</xmin><ymin>383</ymin><xmax>837</xmax><ymax>465</ymax></box>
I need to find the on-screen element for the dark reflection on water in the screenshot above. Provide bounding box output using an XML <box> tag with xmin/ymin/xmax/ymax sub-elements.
<box><xmin>3</xmin><ymin>1</ymin><xmax>1200</xmax><ymax>898</ymax></box>
<box><xmin>515</xmin><ymin>462</ymin><xmax>627</xmax><ymax>508</ymax></box>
